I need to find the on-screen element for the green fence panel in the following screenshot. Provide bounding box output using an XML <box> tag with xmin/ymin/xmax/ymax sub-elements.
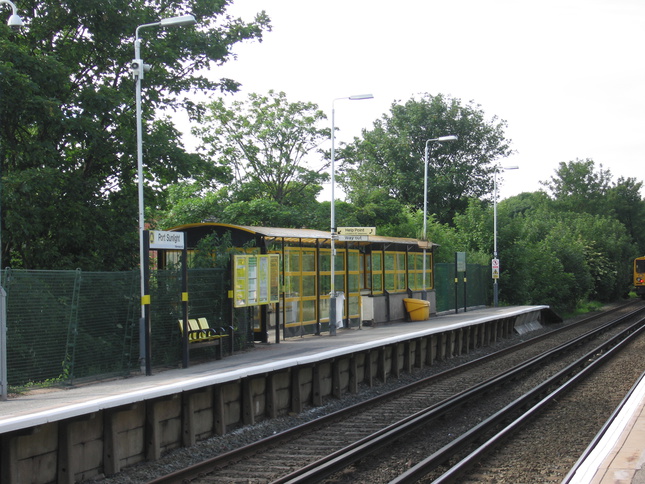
<box><xmin>435</xmin><ymin>263</ymin><xmax>489</xmax><ymax>313</ymax></box>
<box><xmin>72</xmin><ymin>270</ymin><xmax>140</xmax><ymax>382</ymax></box>
<box><xmin>4</xmin><ymin>268</ymin><xmax>235</xmax><ymax>390</ymax></box>
<box><xmin>5</xmin><ymin>269</ymin><xmax>84</xmax><ymax>388</ymax></box>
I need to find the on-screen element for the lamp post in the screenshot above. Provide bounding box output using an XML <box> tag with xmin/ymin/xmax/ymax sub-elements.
<box><xmin>133</xmin><ymin>14</ymin><xmax>196</xmax><ymax>375</ymax></box>
<box><xmin>422</xmin><ymin>135</ymin><xmax>457</xmax><ymax>300</ymax></box>
<box><xmin>492</xmin><ymin>165</ymin><xmax>518</xmax><ymax>307</ymax></box>
<box><xmin>329</xmin><ymin>93</ymin><xmax>373</xmax><ymax>335</ymax></box>
<box><xmin>0</xmin><ymin>0</ymin><xmax>22</xmax><ymax>403</ymax></box>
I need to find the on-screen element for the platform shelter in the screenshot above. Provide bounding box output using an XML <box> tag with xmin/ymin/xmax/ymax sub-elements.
<box><xmin>166</xmin><ymin>223</ymin><xmax>437</xmax><ymax>341</ymax></box>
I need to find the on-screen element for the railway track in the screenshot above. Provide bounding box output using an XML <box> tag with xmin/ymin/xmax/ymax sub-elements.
<box><xmin>394</xmin><ymin>309</ymin><xmax>645</xmax><ymax>483</ymax></box>
<box><xmin>144</xmin><ymin>301</ymin><xmax>645</xmax><ymax>483</ymax></box>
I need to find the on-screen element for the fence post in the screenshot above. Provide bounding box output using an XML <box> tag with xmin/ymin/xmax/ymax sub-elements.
<box><xmin>0</xmin><ymin>286</ymin><xmax>6</xmax><ymax>401</ymax></box>
<box><xmin>64</xmin><ymin>268</ymin><xmax>82</xmax><ymax>385</ymax></box>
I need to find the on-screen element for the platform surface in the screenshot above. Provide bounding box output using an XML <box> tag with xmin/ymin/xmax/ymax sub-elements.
<box><xmin>567</xmin><ymin>371</ymin><xmax>645</xmax><ymax>484</ymax></box>
<box><xmin>0</xmin><ymin>305</ymin><xmax>539</xmax><ymax>431</ymax></box>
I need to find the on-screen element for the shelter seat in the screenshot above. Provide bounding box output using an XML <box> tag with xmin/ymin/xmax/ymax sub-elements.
<box><xmin>178</xmin><ymin>317</ymin><xmax>226</xmax><ymax>360</ymax></box>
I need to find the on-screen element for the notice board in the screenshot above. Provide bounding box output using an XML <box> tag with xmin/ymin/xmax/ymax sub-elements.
<box><xmin>233</xmin><ymin>254</ymin><xmax>280</xmax><ymax>308</ymax></box>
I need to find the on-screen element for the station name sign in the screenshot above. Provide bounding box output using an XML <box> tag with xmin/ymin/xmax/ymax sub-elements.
<box><xmin>149</xmin><ymin>230</ymin><xmax>185</xmax><ymax>250</ymax></box>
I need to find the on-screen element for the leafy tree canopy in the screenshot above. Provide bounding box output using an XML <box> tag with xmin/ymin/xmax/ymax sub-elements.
<box><xmin>0</xmin><ymin>0</ymin><xmax>270</xmax><ymax>269</ymax></box>
<box><xmin>193</xmin><ymin>90</ymin><xmax>329</xmax><ymax>206</ymax></box>
<box><xmin>542</xmin><ymin>158</ymin><xmax>612</xmax><ymax>214</ymax></box>
<box><xmin>340</xmin><ymin>93</ymin><xmax>513</xmax><ymax>225</ymax></box>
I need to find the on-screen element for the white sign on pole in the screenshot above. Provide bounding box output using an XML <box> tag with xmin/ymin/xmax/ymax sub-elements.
<box><xmin>492</xmin><ymin>258</ymin><xmax>500</xmax><ymax>279</ymax></box>
<box><xmin>149</xmin><ymin>230</ymin><xmax>185</xmax><ymax>249</ymax></box>
<box><xmin>338</xmin><ymin>235</ymin><xmax>368</xmax><ymax>241</ymax></box>
<box><xmin>337</xmin><ymin>227</ymin><xmax>375</xmax><ymax>236</ymax></box>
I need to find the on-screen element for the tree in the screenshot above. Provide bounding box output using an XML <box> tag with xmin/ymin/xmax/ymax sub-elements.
<box><xmin>498</xmin><ymin>192</ymin><xmax>636</xmax><ymax>310</ymax></box>
<box><xmin>340</xmin><ymin>93</ymin><xmax>513</xmax><ymax>225</ymax></box>
<box><xmin>155</xmin><ymin>182</ymin><xmax>227</xmax><ymax>230</ymax></box>
<box><xmin>605</xmin><ymin>177</ymin><xmax>645</xmax><ymax>253</ymax></box>
<box><xmin>193</xmin><ymin>90</ymin><xmax>330</xmax><ymax>207</ymax></box>
<box><xmin>542</xmin><ymin>158</ymin><xmax>613</xmax><ymax>214</ymax></box>
<box><xmin>0</xmin><ymin>0</ymin><xmax>270</xmax><ymax>270</ymax></box>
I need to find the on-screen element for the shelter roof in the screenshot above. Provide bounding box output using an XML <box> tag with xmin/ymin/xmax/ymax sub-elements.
<box><xmin>169</xmin><ymin>223</ymin><xmax>436</xmax><ymax>249</ymax></box>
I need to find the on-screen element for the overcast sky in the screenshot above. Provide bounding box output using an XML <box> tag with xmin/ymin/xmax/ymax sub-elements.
<box><xmin>180</xmin><ymin>0</ymin><xmax>645</xmax><ymax>201</ymax></box>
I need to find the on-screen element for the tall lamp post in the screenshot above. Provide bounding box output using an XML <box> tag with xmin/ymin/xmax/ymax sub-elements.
<box><xmin>329</xmin><ymin>93</ymin><xmax>373</xmax><ymax>335</ymax></box>
<box><xmin>422</xmin><ymin>135</ymin><xmax>457</xmax><ymax>300</ymax></box>
<box><xmin>492</xmin><ymin>165</ymin><xmax>518</xmax><ymax>307</ymax></box>
<box><xmin>133</xmin><ymin>14</ymin><xmax>196</xmax><ymax>375</ymax></box>
<box><xmin>0</xmin><ymin>0</ymin><xmax>23</xmax><ymax>402</ymax></box>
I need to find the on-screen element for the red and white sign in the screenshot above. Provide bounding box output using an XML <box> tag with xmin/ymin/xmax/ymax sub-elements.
<box><xmin>492</xmin><ymin>258</ymin><xmax>500</xmax><ymax>279</ymax></box>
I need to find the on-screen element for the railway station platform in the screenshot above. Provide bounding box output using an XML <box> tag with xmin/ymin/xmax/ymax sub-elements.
<box><xmin>0</xmin><ymin>305</ymin><xmax>548</xmax><ymax>431</ymax></box>
<box><xmin>565</xmin><ymin>370</ymin><xmax>645</xmax><ymax>484</ymax></box>
<box><xmin>0</xmin><ymin>304</ymin><xmax>641</xmax><ymax>483</ymax></box>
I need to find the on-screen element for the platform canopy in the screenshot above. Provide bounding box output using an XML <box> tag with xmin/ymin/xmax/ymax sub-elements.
<box><xmin>169</xmin><ymin>223</ymin><xmax>437</xmax><ymax>251</ymax></box>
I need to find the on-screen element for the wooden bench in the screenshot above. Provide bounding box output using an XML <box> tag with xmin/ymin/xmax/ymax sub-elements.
<box><xmin>178</xmin><ymin>317</ymin><xmax>228</xmax><ymax>360</ymax></box>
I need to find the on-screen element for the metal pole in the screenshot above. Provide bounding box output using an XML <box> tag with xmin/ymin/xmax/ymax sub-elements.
<box><xmin>181</xmin><ymin>242</ymin><xmax>188</xmax><ymax>368</ymax></box>
<box><xmin>133</xmin><ymin>16</ymin><xmax>197</xmax><ymax>373</ymax></box>
<box><xmin>493</xmin><ymin>168</ymin><xmax>499</xmax><ymax>307</ymax></box>
<box><xmin>422</xmin><ymin>141</ymin><xmax>429</xmax><ymax>300</ymax></box>
<box><xmin>0</xmin><ymin>287</ymin><xmax>6</xmax><ymax>401</ymax></box>
<box><xmin>492</xmin><ymin>165</ymin><xmax>517</xmax><ymax>307</ymax></box>
<box><xmin>421</xmin><ymin>135</ymin><xmax>456</xmax><ymax>301</ymax></box>
<box><xmin>0</xmin><ymin>0</ymin><xmax>23</xmax><ymax>401</ymax></box>
<box><xmin>329</xmin><ymin>101</ymin><xmax>337</xmax><ymax>336</ymax></box>
<box><xmin>329</xmin><ymin>94</ymin><xmax>372</xmax><ymax>335</ymax></box>
<box><xmin>134</xmin><ymin>36</ymin><xmax>147</xmax><ymax>373</ymax></box>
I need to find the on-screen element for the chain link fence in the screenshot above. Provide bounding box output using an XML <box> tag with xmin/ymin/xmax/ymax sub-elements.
<box><xmin>3</xmin><ymin>267</ymin><xmax>248</xmax><ymax>392</ymax></box>
<box><xmin>4</xmin><ymin>263</ymin><xmax>487</xmax><ymax>392</ymax></box>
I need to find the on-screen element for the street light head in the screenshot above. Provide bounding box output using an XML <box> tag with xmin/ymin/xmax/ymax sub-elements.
<box><xmin>348</xmin><ymin>94</ymin><xmax>374</xmax><ymax>100</ymax></box>
<box><xmin>159</xmin><ymin>14</ymin><xmax>196</xmax><ymax>28</ymax></box>
<box><xmin>7</xmin><ymin>12</ymin><xmax>21</xmax><ymax>29</ymax></box>
<box><xmin>426</xmin><ymin>135</ymin><xmax>458</xmax><ymax>146</ymax></box>
<box><xmin>496</xmin><ymin>165</ymin><xmax>519</xmax><ymax>173</ymax></box>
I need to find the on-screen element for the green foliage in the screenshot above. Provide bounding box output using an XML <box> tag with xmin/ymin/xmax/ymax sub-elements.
<box><xmin>341</xmin><ymin>93</ymin><xmax>513</xmax><ymax>225</ymax></box>
<box><xmin>193</xmin><ymin>90</ymin><xmax>329</xmax><ymax>205</ymax></box>
<box><xmin>542</xmin><ymin>158</ymin><xmax>613</xmax><ymax>214</ymax></box>
<box><xmin>497</xmin><ymin>191</ymin><xmax>636</xmax><ymax>311</ymax></box>
<box><xmin>0</xmin><ymin>1</ymin><xmax>270</xmax><ymax>270</ymax></box>
<box><xmin>190</xmin><ymin>231</ymin><xmax>254</xmax><ymax>269</ymax></box>
<box><xmin>156</xmin><ymin>182</ymin><xmax>227</xmax><ymax>229</ymax></box>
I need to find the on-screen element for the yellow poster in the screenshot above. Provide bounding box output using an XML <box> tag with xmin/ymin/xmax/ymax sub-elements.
<box><xmin>233</xmin><ymin>254</ymin><xmax>281</xmax><ymax>308</ymax></box>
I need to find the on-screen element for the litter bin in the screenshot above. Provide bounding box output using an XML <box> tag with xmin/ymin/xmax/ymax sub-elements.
<box><xmin>403</xmin><ymin>298</ymin><xmax>430</xmax><ymax>321</ymax></box>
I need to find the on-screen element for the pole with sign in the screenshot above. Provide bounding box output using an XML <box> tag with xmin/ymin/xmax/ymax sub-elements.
<box><xmin>492</xmin><ymin>258</ymin><xmax>500</xmax><ymax>306</ymax></box>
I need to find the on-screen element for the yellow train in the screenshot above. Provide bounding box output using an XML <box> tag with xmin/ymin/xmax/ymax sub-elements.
<box><xmin>634</xmin><ymin>257</ymin><xmax>645</xmax><ymax>298</ymax></box>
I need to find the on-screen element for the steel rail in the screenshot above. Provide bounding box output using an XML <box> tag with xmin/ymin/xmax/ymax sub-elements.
<box><xmin>272</xmin><ymin>308</ymin><xmax>645</xmax><ymax>484</ymax></box>
<box><xmin>398</xmin><ymin>317</ymin><xmax>645</xmax><ymax>483</ymax></box>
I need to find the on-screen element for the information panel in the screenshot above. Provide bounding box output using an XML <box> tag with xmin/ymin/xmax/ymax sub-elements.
<box><xmin>233</xmin><ymin>254</ymin><xmax>280</xmax><ymax>308</ymax></box>
<box><xmin>456</xmin><ymin>252</ymin><xmax>467</xmax><ymax>273</ymax></box>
